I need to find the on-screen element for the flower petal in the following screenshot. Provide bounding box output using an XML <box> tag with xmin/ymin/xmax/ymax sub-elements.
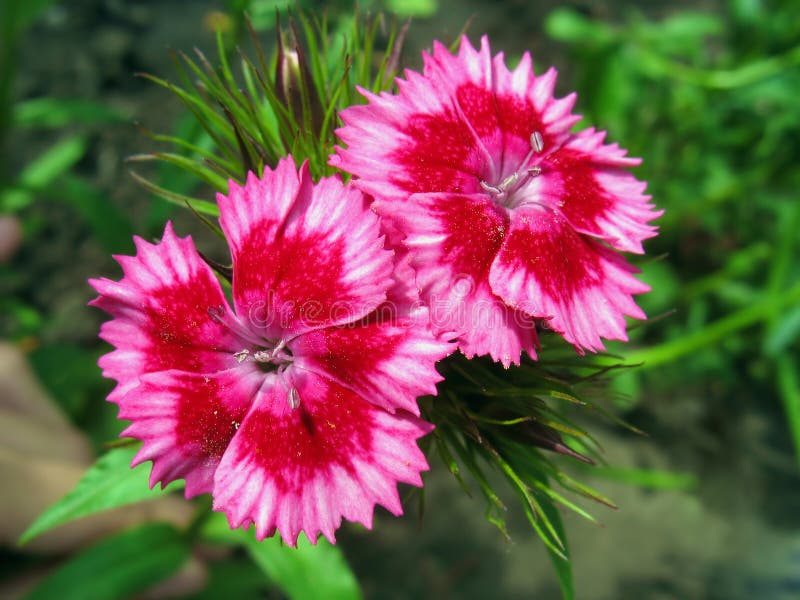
<box><xmin>333</xmin><ymin>72</ymin><xmax>481</xmax><ymax>199</ymax></box>
<box><xmin>291</xmin><ymin>311</ymin><xmax>453</xmax><ymax>415</ymax></box>
<box><xmin>537</xmin><ymin>128</ymin><xmax>662</xmax><ymax>253</ymax></box>
<box><xmin>89</xmin><ymin>222</ymin><xmax>241</xmax><ymax>403</ymax></box>
<box><xmin>212</xmin><ymin>369</ymin><xmax>432</xmax><ymax>546</ymax></box>
<box><xmin>218</xmin><ymin>158</ymin><xmax>393</xmax><ymax>338</ymax></box>
<box><xmin>425</xmin><ymin>36</ymin><xmax>579</xmax><ymax>166</ymax></box>
<box><xmin>119</xmin><ymin>366</ymin><xmax>262</xmax><ymax>497</ymax></box>
<box><xmin>386</xmin><ymin>192</ymin><xmax>537</xmax><ymax>366</ymax></box>
<box><xmin>489</xmin><ymin>208</ymin><xmax>649</xmax><ymax>352</ymax></box>
<box><xmin>378</xmin><ymin>209</ymin><xmax>428</xmax><ymax>312</ymax></box>
<box><xmin>333</xmin><ymin>36</ymin><xmax>580</xmax><ymax>201</ymax></box>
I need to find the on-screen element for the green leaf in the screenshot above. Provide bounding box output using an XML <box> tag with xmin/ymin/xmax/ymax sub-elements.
<box><xmin>386</xmin><ymin>0</ymin><xmax>438</xmax><ymax>18</ymax></box>
<box><xmin>19</xmin><ymin>446</ymin><xmax>183</xmax><ymax>544</ymax></box>
<box><xmin>539</xmin><ymin>497</ymin><xmax>575</xmax><ymax>600</ymax></box>
<box><xmin>12</xmin><ymin>98</ymin><xmax>128</xmax><ymax>128</ymax></box>
<box><xmin>129</xmin><ymin>170</ymin><xmax>220</xmax><ymax>217</ymax></box>
<box><xmin>545</xmin><ymin>8</ymin><xmax>616</xmax><ymax>46</ymax></box>
<box><xmin>777</xmin><ymin>356</ymin><xmax>800</xmax><ymax>469</ymax></box>
<box><xmin>0</xmin><ymin>297</ymin><xmax>43</xmax><ymax>338</ymax></box>
<box><xmin>25</xmin><ymin>524</ymin><xmax>189</xmax><ymax>600</ymax></box>
<box><xmin>184</xmin><ymin>558</ymin><xmax>268</xmax><ymax>600</ymax></box>
<box><xmin>245</xmin><ymin>534</ymin><xmax>362</xmax><ymax>600</ymax></box>
<box><xmin>128</xmin><ymin>152</ymin><xmax>229</xmax><ymax>192</ymax></box>
<box><xmin>18</xmin><ymin>135</ymin><xmax>88</xmax><ymax>188</ymax></box>
<box><xmin>588</xmin><ymin>467</ymin><xmax>697</xmax><ymax>491</ymax></box>
<box><xmin>0</xmin><ymin>136</ymin><xmax>88</xmax><ymax>212</ymax></box>
<box><xmin>199</xmin><ymin>513</ymin><xmax>362</xmax><ymax>600</ymax></box>
<box><xmin>654</xmin><ymin>12</ymin><xmax>723</xmax><ymax>41</ymax></box>
<box><xmin>627</xmin><ymin>282</ymin><xmax>800</xmax><ymax>369</ymax></box>
<box><xmin>2</xmin><ymin>0</ymin><xmax>60</xmax><ymax>36</ymax></box>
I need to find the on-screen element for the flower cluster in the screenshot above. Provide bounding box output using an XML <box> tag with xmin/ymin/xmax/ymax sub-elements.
<box><xmin>91</xmin><ymin>36</ymin><xmax>658</xmax><ymax>546</ymax></box>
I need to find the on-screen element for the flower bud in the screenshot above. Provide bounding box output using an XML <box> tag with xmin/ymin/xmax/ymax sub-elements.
<box><xmin>275</xmin><ymin>23</ymin><xmax>324</xmax><ymax>136</ymax></box>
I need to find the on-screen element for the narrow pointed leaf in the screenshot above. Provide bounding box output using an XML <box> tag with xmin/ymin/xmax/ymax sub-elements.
<box><xmin>25</xmin><ymin>524</ymin><xmax>189</xmax><ymax>600</ymax></box>
<box><xmin>19</xmin><ymin>446</ymin><xmax>183</xmax><ymax>544</ymax></box>
<box><xmin>539</xmin><ymin>497</ymin><xmax>575</xmax><ymax>600</ymax></box>
<box><xmin>128</xmin><ymin>171</ymin><xmax>220</xmax><ymax>217</ymax></box>
<box><xmin>13</xmin><ymin>98</ymin><xmax>128</xmax><ymax>128</ymax></box>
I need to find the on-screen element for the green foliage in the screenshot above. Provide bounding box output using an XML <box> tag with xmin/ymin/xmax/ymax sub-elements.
<box><xmin>539</xmin><ymin>494</ymin><xmax>574</xmax><ymax>600</ymax></box>
<box><xmin>244</xmin><ymin>534</ymin><xmax>362</xmax><ymax>600</ymax></box>
<box><xmin>385</xmin><ymin>0</ymin><xmax>438</xmax><ymax>18</ymax></box>
<box><xmin>0</xmin><ymin>0</ymin><xmax>61</xmax><ymax>161</ymax></box>
<box><xmin>28</xmin><ymin>343</ymin><xmax>107</xmax><ymax>420</ymax></box>
<box><xmin>582</xmin><ymin>466</ymin><xmax>697</xmax><ymax>491</ymax></box>
<box><xmin>545</xmin><ymin>2</ymin><xmax>800</xmax><ymax>463</ymax></box>
<box><xmin>427</xmin><ymin>347</ymin><xmax>630</xmax><ymax>599</ymax></box>
<box><xmin>19</xmin><ymin>447</ymin><xmax>183</xmax><ymax>545</ymax></box>
<box><xmin>184</xmin><ymin>558</ymin><xmax>268</xmax><ymax>600</ymax></box>
<box><xmin>202</xmin><ymin>513</ymin><xmax>362</xmax><ymax>600</ymax></box>
<box><xmin>0</xmin><ymin>136</ymin><xmax>88</xmax><ymax>212</ymax></box>
<box><xmin>23</xmin><ymin>447</ymin><xmax>364</xmax><ymax>599</ymax></box>
<box><xmin>226</xmin><ymin>0</ymin><xmax>439</xmax><ymax>32</ymax></box>
<box><xmin>25</xmin><ymin>524</ymin><xmax>190</xmax><ymax>600</ymax></box>
<box><xmin>0</xmin><ymin>0</ymin><xmax>60</xmax><ymax>36</ymax></box>
<box><xmin>12</xmin><ymin>98</ymin><xmax>128</xmax><ymax>128</ymax></box>
<box><xmin>133</xmin><ymin>10</ymin><xmax>410</xmax><ymax>213</ymax></box>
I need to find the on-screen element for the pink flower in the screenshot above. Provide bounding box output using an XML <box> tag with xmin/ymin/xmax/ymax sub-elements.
<box><xmin>332</xmin><ymin>36</ymin><xmax>661</xmax><ymax>365</ymax></box>
<box><xmin>89</xmin><ymin>158</ymin><xmax>451</xmax><ymax>546</ymax></box>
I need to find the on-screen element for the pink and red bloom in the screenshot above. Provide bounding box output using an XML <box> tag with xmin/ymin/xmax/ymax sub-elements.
<box><xmin>333</xmin><ymin>36</ymin><xmax>661</xmax><ymax>365</ymax></box>
<box><xmin>90</xmin><ymin>33</ymin><xmax>661</xmax><ymax>547</ymax></box>
<box><xmin>90</xmin><ymin>158</ymin><xmax>451</xmax><ymax>545</ymax></box>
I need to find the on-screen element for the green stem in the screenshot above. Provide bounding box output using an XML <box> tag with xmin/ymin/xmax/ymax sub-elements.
<box><xmin>627</xmin><ymin>282</ymin><xmax>800</xmax><ymax>369</ymax></box>
<box><xmin>778</xmin><ymin>356</ymin><xmax>800</xmax><ymax>470</ymax></box>
<box><xmin>637</xmin><ymin>43</ymin><xmax>800</xmax><ymax>89</ymax></box>
<box><xmin>683</xmin><ymin>243</ymin><xmax>771</xmax><ymax>300</ymax></box>
<box><xmin>765</xmin><ymin>199</ymin><xmax>800</xmax><ymax>468</ymax></box>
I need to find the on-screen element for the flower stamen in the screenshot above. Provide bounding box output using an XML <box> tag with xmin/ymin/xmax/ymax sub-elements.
<box><xmin>207</xmin><ymin>305</ymin><xmax>263</xmax><ymax>346</ymax></box>
<box><xmin>287</xmin><ymin>387</ymin><xmax>301</xmax><ymax>410</ymax></box>
<box><xmin>274</xmin><ymin>366</ymin><xmax>301</xmax><ymax>411</ymax></box>
<box><xmin>253</xmin><ymin>350</ymin><xmax>274</xmax><ymax>362</ymax></box>
<box><xmin>480</xmin><ymin>131</ymin><xmax>545</xmax><ymax>203</ymax></box>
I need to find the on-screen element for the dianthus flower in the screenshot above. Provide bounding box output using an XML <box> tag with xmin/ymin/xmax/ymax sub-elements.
<box><xmin>333</xmin><ymin>36</ymin><xmax>661</xmax><ymax>365</ymax></box>
<box><xmin>89</xmin><ymin>158</ymin><xmax>451</xmax><ymax>545</ymax></box>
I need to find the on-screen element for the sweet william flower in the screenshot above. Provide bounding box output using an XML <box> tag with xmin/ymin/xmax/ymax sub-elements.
<box><xmin>332</xmin><ymin>36</ymin><xmax>662</xmax><ymax>365</ymax></box>
<box><xmin>89</xmin><ymin>158</ymin><xmax>451</xmax><ymax>545</ymax></box>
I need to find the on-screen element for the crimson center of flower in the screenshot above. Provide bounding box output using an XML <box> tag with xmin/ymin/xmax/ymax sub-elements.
<box><xmin>480</xmin><ymin>131</ymin><xmax>546</xmax><ymax>211</ymax></box>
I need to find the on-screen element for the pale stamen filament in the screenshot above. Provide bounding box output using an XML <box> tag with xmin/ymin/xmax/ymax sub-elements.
<box><xmin>287</xmin><ymin>387</ymin><xmax>301</xmax><ymax>410</ymax></box>
<box><xmin>234</xmin><ymin>342</ymin><xmax>291</xmax><ymax>365</ymax></box>
<box><xmin>252</xmin><ymin>350</ymin><xmax>274</xmax><ymax>362</ymax></box>
<box><xmin>271</xmin><ymin>338</ymin><xmax>287</xmax><ymax>358</ymax></box>
<box><xmin>276</xmin><ymin>366</ymin><xmax>301</xmax><ymax>410</ymax></box>
<box><xmin>207</xmin><ymin>305</ymin><xmax>263</xmax><ymax>347</ymax></box>
<box><xmin>480</xmin><ymin>131</ymin><xmax>545</xmax><ymax>202</ymax></box>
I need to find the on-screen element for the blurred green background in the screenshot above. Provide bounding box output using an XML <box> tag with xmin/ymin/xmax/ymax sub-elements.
<box><xmin>1</xmin><ymin>0</ymin><xmax>799</xmax><ymax>598</ymax></box>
